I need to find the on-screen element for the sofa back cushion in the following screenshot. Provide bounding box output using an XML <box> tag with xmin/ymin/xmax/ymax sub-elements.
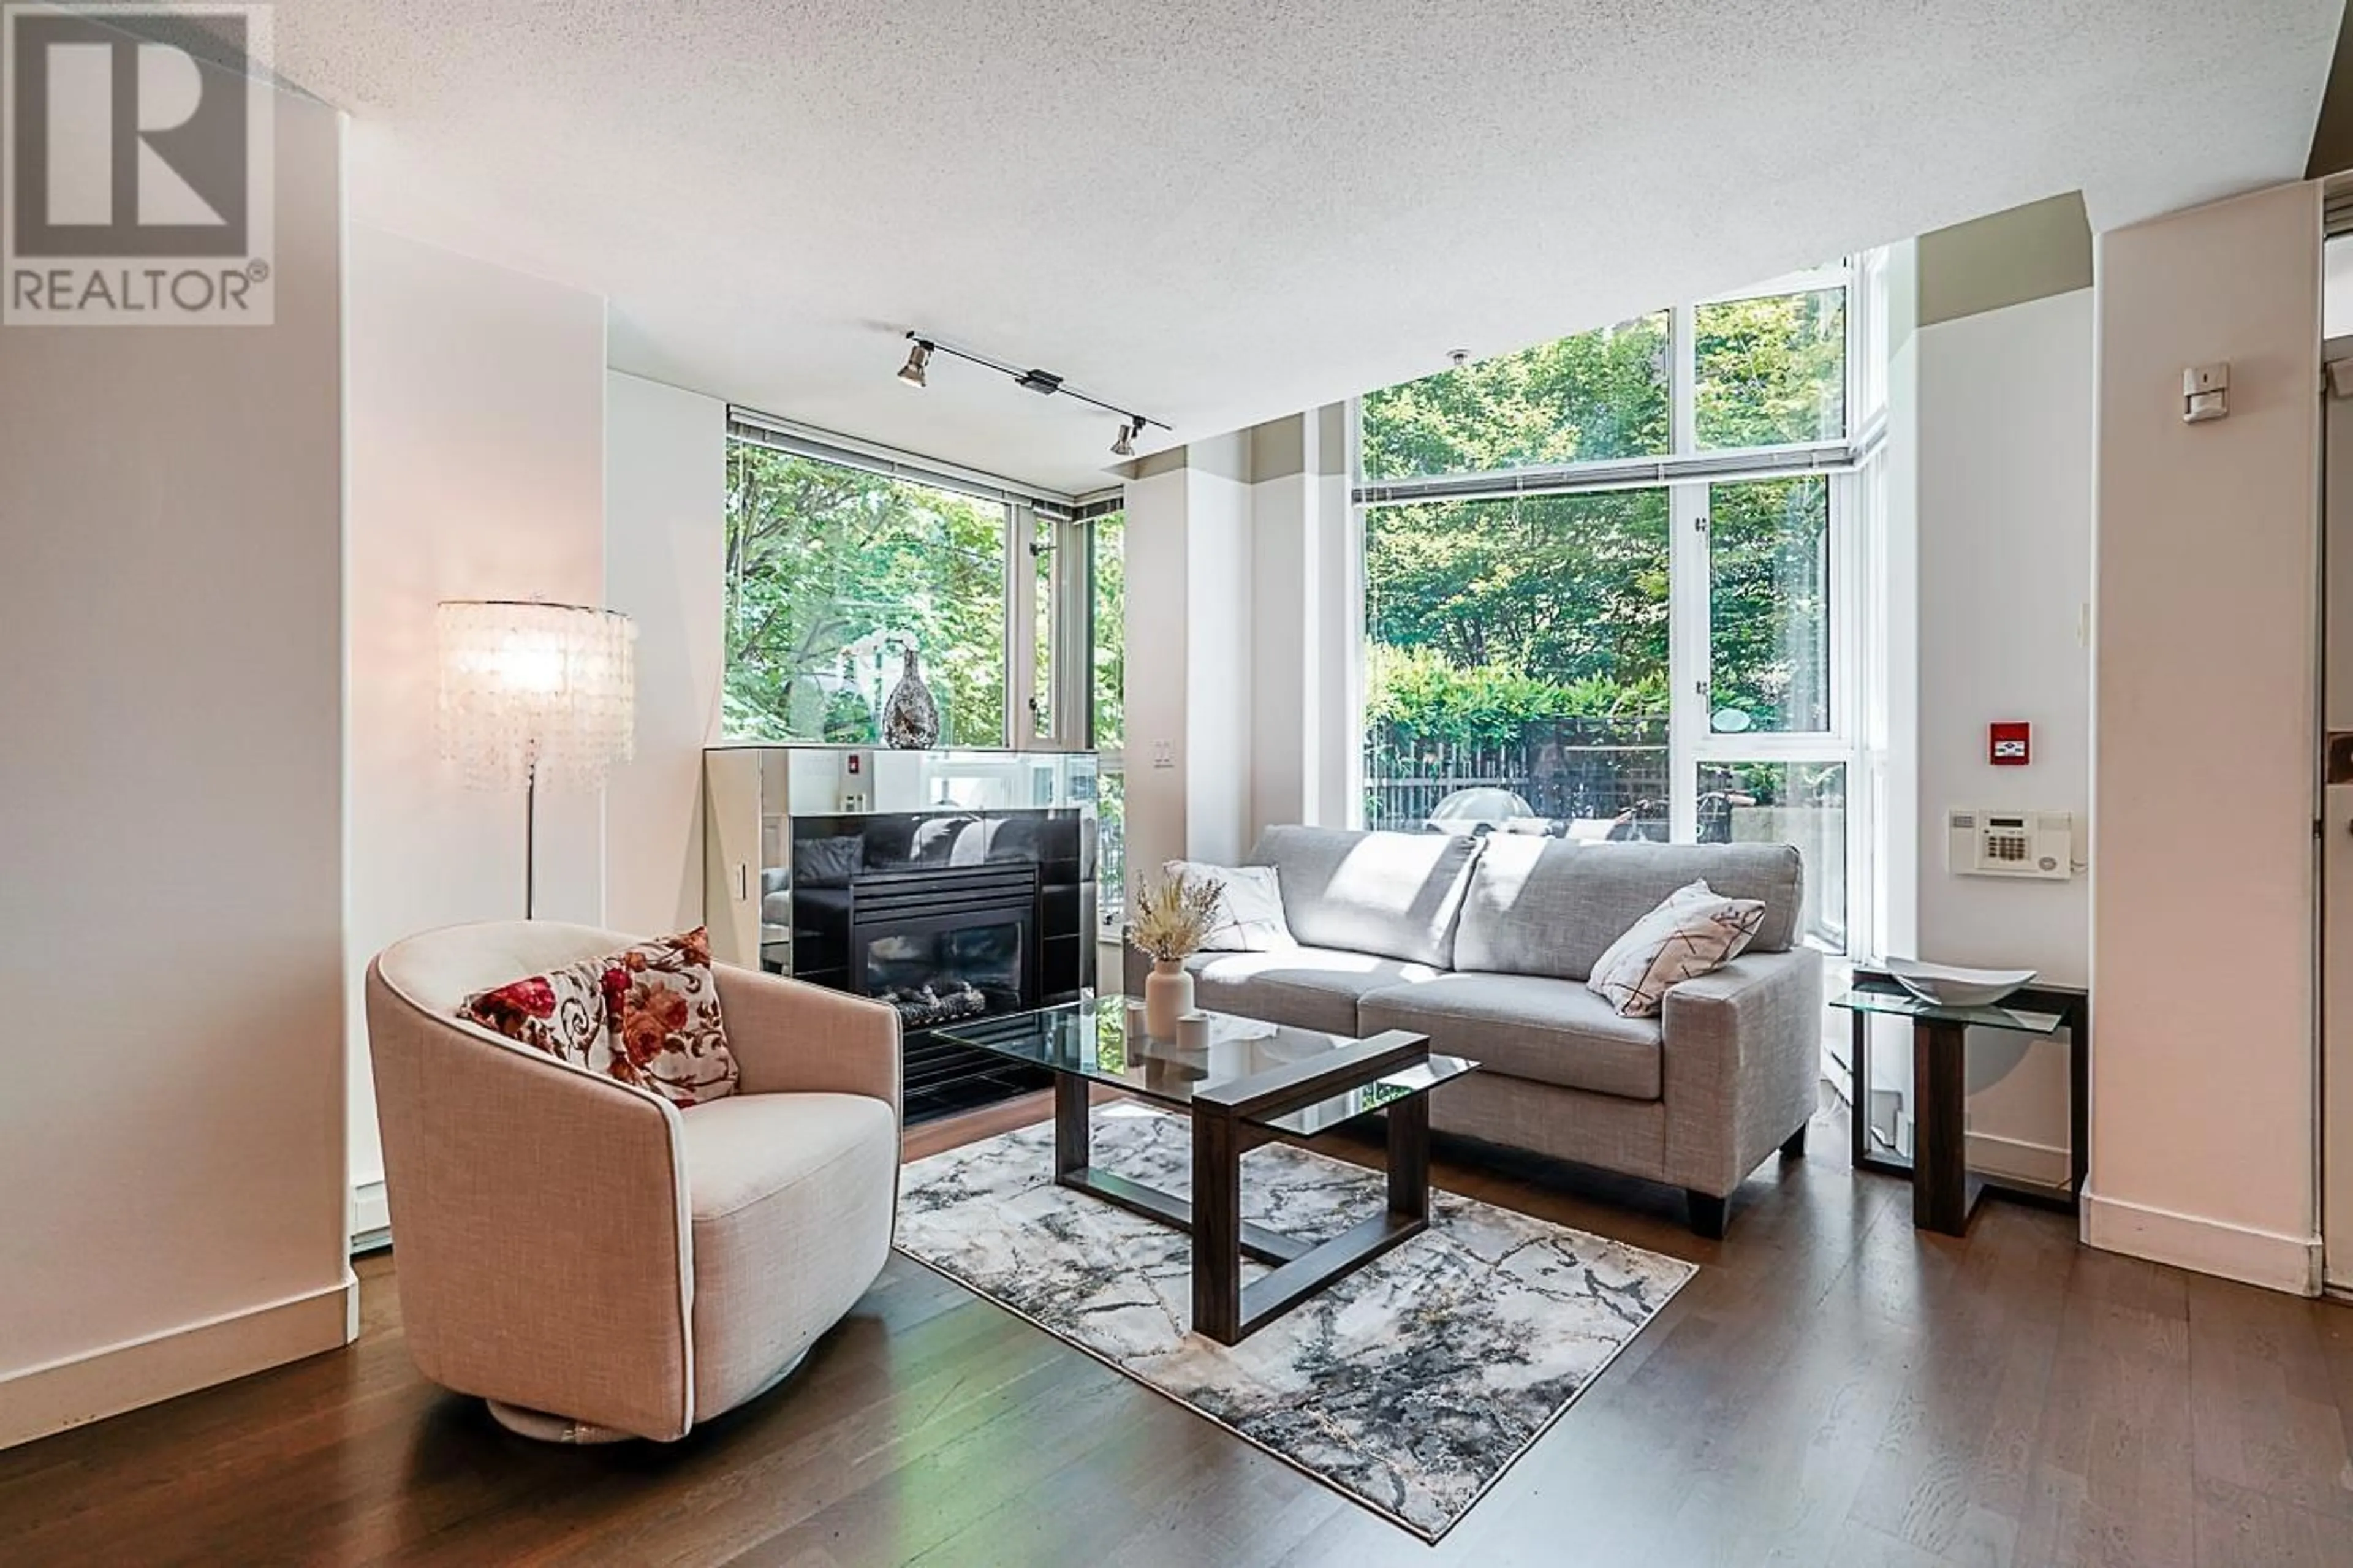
<box><xmin>1245</xmin><ymin>825</ymin><xmax>1481</xmax><ymax>968</ymax></box>
<box><xmin>1455</xmin><ymin>837</ymin><xmax>1804</xmax><ymax>981</ymax></box>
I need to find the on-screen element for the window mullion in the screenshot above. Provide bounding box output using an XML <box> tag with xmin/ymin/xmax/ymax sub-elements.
<box><xmin>1670</xmin><ymin>303</ymin><xmax>1698</xmax><ymax>458</ymax></box>
<box><xmin>1007</xmin><ymin>501</ymin><xmax>1034</xmax><ymax>746</ymax></box>
<box><xmin>1665</xmin><ymin>305</ymin><xmax>1703</xmax><ymax>845</ymax></box>
<box><xmin>1668</xmin><ymin>482</ymin><xmax>1707</xmax><ymax>844</ymax></box>
<box><xmin>1069</xmin><ymin>517</ymin><xmax>1089</xmax><ymax>749</ymax></box>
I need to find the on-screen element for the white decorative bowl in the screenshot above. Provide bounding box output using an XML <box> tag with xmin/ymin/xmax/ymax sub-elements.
<box><xmin>1884</xmin><ymin>959</ymin><xmax>2037</xmax><ymax>1009</ymax></box>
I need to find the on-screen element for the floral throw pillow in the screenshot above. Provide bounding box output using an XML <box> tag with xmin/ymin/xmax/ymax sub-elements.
<box><xmin>457</xmin><ymin>927</ymin><xmax>740</xmax><ymax>1108</ymax></box>
<box><xmin>1586</xmin><ymin>881</ymin><xmax>1767</xmax><ymax>1018</ymax></box>
<box><xmin>598</xmin><ymin>926</ymin><xmax>740</xmax><ymax>1107</ymax></box>
<box><xmin>459</xmin><ymin>958</ymin><xmax>611</xmax><ymax>1066</ymax></box>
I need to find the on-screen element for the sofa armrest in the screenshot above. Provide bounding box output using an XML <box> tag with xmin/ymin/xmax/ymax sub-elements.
<box><xmin>363</xmin><ymin>961</ymin><xmax>695</xmax><ymax>1440</ymax></box>
<box><xmin>1656</xmin><ymin>947</ymin><xmax>1824</xmax><ymax>1196</ymax></box>
<box><xmin>713</xmin><ymin>964</ymin><xmax>903</xmax><ymax>1119</ymax></box>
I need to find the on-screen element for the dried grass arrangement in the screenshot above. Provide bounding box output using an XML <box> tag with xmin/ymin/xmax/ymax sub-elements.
<box><xmin>1127</xmin><ymin>869</ymin><xmax>1226</xmax><ymax>963</ymax></box>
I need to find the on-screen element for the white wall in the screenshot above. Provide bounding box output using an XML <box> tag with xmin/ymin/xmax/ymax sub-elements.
<box><xmin>344</xmin><ymin>226</ymin><xmax>609</xmax><ymax>1194</ymax></box>
<box><xmin>2090</xmin><ymin>181</ymin><xmax>2322</xmax><ymax>1292</ymax></box>
<box><xmin>0</xmin><ymin>91</ymin><xmax>354</xmax><ymax>1448</ymax></box>
<box><xmin>604</xmin><ymin>373</ymin><xmax>727</xmax><ymax>935</ymax></box>
<box><xmin>1122</xmin><ymin>461</ymin><xmax>1191</xmax><ymax>900</ymax></box>
<box><xmin>1119</xmin><ymin>436</ymin><xmax>1257</xmax><ymax>993</ymax></box>
<box><xmin>1914</xmin><ymin>287</ymin><xmax>2096</xmax><ymax>1180</ymax></box>
<box><xmin>1123</xmin><ymin>439</ymin><xmax>1257</xmax><ymax>879</ymax></box>
<box><xmin>1248</xmin><ymin>444</ymin><xmax>1314</xmax><ymax>839</ymax></box>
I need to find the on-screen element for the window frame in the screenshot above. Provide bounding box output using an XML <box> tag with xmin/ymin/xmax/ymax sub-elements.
<box><xmin>1083</xmin><ymin>504</ymin><xmax>1128</xmax><ymax>933</ymax></box>
<box><xmin>1348</xmin><ymin>257</ymin><xmax>1884</xmax><ymax>955</ymax></box>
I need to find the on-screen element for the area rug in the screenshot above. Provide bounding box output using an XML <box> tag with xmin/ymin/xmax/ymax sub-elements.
<box><xmin>894</xmin><ymin>1102</ymin><xmax>1696</xmax><ymax>1540</ymax></box>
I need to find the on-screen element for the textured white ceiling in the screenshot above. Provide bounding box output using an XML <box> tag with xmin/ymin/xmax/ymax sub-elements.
<box><xmin>276</xmin><ymin>1</ymin><xmax>2341</xmax><ymax>490</ymax></box>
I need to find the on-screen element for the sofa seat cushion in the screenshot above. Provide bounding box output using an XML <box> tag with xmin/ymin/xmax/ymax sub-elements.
<box><xmin>1359</xmin><ymin>972</ymin><xmax>1664</xmax><ymax>1101</ymax></box>
<box><xmin>676</xmin><ymin>1091</ymin><xmax>896</xmax><ymax>1417</ymax></box>
<box><xmin>1183</xmin><ymin>945</ymin><xmax>1439</xmax><ymax>1036</ymax></box>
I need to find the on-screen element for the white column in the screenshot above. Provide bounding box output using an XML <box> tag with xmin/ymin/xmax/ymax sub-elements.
<box><xmin>2088</xmin><ymin>181</ymin><xmax>2322</xmax><ymax>1293</ymax></box>
<box><xmin>1246</xmin><ymin>406</ymin><xmax>1352</xmax><ymax>843</ymax></box>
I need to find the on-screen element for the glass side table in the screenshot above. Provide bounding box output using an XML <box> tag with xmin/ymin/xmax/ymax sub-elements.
<box><xmin>1832</xmin><ymin>971</ymin><xmax>2089</xmax><ymax>1236</ymax></box>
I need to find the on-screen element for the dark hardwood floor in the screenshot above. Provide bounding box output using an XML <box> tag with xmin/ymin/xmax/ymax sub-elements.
<box><xmin>7</xmin><ymin>1094</ymin><xmax>2353</xmax><ymax>1567</ymax></box>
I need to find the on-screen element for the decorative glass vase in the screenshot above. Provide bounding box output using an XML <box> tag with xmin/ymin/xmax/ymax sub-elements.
<box><xmin>882</xmin><ymin>647</ymin><xmax>941</xmax><ymax>748</ymax></box>
<box><xmin>1144</xmin><ymin>958</ymin><xmax>1194</xmax><ymax>1040</ymax></box>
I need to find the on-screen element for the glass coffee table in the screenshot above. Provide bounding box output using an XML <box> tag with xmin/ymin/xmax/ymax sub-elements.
<box><xmin>934</xmin><ymin>998</ymin><xmax>1478</xmax><ymax>1344</ymax></box>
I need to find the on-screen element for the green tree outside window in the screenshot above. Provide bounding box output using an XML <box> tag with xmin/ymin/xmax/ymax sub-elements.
<box><xmin>724</xmin><ymin>444</ymin><xmax>1009</xmax><ymax>746</ymax></box>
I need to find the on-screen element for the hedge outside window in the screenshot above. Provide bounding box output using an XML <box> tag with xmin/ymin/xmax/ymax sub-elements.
<box><xmin>1363</xmin><ymin>489</ymin><xmax>1671</xmax><ymax>837</ymax></box>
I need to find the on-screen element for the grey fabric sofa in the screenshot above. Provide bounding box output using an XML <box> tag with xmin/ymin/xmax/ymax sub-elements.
<box><xmin>1183</xmin><ymin>825</ymin><xmax>1823</xmax><ymax>1237</ymax></box>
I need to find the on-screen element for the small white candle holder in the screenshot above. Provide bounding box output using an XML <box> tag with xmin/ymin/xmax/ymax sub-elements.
<box><xmin>1176</xmin><ymin>1011</ymin><xmax>1212</xmax><ymax>1053</ymax></box>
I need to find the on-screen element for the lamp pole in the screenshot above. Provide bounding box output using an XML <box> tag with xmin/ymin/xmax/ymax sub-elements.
<box><xmin>525</xmin><ymin>751</ymin><xmax>537</xmax><ymax>919</ymax></box>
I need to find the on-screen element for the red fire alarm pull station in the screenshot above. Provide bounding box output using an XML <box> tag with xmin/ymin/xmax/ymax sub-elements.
<box><xmin>1989</xmin><ymin>722</ymin><xmax>2031</xmax><ymax>766</ymax></box>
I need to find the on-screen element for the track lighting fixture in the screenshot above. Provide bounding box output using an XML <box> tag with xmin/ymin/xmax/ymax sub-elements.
<box><xmin>896</xmin><ymin>339</ymin><xmax>933</xmax><ymax>388</ymax></box>
<box><xmin>894</xmin><ymin>330</ymin><xmax>1169</xmax><ymax>447</ymax></box>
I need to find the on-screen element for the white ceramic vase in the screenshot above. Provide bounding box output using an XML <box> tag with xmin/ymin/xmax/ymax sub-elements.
<box><xmin>1144</xmin><ymin>958</ymin><xmax>1193</xmax><ymax>1040</ymax></box>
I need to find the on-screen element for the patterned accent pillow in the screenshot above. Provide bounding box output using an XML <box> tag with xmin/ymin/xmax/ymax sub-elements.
<box><xmin>457</xmin><ymin>928</ymin><xmax>740</xmax><ymax>1108</ymax></box>
<box><xmin>597</xmin><ymin>926</ymin><xmax>740</xmax><ymax>1107</ymax></box>
<box><xmin>1167</xmin><ymin>859</ymin><xmax>1298</xmax><ymax>953</ymax></box>
<box><xmin>1586</xmin><ymin>881</ymin><xmax>1766</xmax><ymax>1018</ymax></box>
<box><xmin>459</xmin><ymin>958</ymin><xmax>611</xmax><ymax>1066</ymax></box>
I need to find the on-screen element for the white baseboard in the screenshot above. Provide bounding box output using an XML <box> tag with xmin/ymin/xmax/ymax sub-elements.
<box><xmin>2082</xmin><ymin>1186</ymin><xmax>2321</xmax><ymax>1296</ymax></box>
<box><xmin>351</xmin><ymin>1180</ymin><xmax>390</xmax><ymax>1250</ymax></box>
<box><xmin>0</xmin><ymin>1271</ymin><xmax>359</xmax><ymax>1451</ymax></box>
<box><xmin>1965</xmin><ymin>1131</ymin><xmax>2071</xmax><ymax>1188</ymax></box>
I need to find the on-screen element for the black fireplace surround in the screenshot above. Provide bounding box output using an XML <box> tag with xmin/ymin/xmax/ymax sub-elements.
<box><xmin>771</xmin><ymin>808</ymin><xmax>1095</xmax><ymax>1123</ymax></box>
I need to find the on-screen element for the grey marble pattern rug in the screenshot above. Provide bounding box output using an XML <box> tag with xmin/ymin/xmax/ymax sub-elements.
<box><xmin>895</xmin><ymin>1102</ymin><xmax>1696</xmax><ymax>1540</ymax></box>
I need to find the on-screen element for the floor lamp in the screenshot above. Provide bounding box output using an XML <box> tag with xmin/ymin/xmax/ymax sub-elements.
<box><xmin>436</xmin><ymin>599</ymin><xmax>637</xmax><ymax>918</ymax></box>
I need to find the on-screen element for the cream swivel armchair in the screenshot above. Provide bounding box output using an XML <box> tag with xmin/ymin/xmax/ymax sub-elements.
<box><xmin>365</xmin><ymin>921</ymin><xmax>901</xmax><ymax>1443</ymax></box>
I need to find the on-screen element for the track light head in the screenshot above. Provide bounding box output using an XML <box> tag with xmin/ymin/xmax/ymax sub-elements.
<box><xmin>897</xmin><ymin>338</ymin><xmax>933</xmax><ymax>389</ymax></box>
<box><xmin>1111</xmin><ymin>418</ymin><xmax>1137</xmax><ymax>458</ymax></box>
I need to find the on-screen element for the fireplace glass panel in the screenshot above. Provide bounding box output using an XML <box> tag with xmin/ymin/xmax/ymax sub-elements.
<box><xmin>865</xmin><ymin>920</ymin><xmax>1026</xmax><ymax>1029</ymax></box>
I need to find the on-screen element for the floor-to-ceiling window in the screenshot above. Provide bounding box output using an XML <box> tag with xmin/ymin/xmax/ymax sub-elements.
<box><xmin>724</xmin><ymin>437</ymin><xmax>1012</xmax><ymax>744</ymax></box>
<box><xmin>721</xmin><ymin>415</ymin><xmax>1106</xmax><ymax>756</ymax></box>
<box><xmin>1355</xmin><ymin>263</ymin><xmax>1879</xmax><ymax>952</ymax></box>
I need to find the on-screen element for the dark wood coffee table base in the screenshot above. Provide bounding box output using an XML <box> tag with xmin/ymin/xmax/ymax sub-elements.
<box><xmin>1047</xmin><ymin>1031</ymin><xmax>1438</xmax><ymax>1345</ymax></box>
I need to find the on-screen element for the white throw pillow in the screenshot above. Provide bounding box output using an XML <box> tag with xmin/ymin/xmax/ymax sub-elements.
<box><xmin>1586</xmin><ymin>880</ymin><xmax>1765</xmax><ymax>1018</ymax></box>
<box><xmin>1164</xmin><ymin>859</ymin><xmax>1298</xmax><ymax>953</ymax></box>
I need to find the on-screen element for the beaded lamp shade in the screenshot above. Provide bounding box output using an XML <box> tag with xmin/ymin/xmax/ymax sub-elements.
<box><xmin>436</xmin><ymin>600</ymin><xmax>637</xmax><ymax>791</ymax></box>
